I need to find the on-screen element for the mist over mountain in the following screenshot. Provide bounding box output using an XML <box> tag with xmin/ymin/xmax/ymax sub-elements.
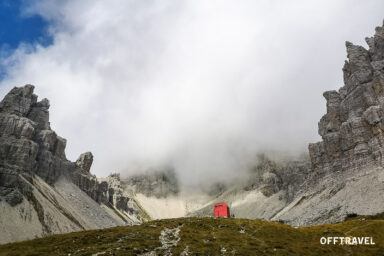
<box><xmin>1</xmin><ymin>1</ymin><xmax>384</xmax><ymax>185</ymax></box>
<box><xmin>1</xmin><ymin>1</ymin><xmax>384</xmax><ymax>251</ymax></box>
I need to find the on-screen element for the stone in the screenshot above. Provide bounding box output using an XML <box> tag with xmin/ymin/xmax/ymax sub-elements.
<box><xmin>27</xmin><ymin>98</ymin><xmax>50</xmax><ymax>130</ymax></box>
<box><xmin>308</xmin><ymin>142</ymin><xmax>326</xmax><ymax>168</ymax></box>
<box><xmin>362</xmin><ymin>105</ymin><xmax>383</xmax><ymax>125</ymax></box>
<box><xmin>260</xmin><ymin>172</ymin><xmax>281</xmax><ymax>197</ymax></box>
<box><xmin>366</xmin><ymin>21</ymin><xmax>384</xmax><ymax>61</ymax></box>
<box><xmin>309</xmin><ymin>21</ymin><xmax>384</xmax><ymax>175</ymax></box>
<box><xmin>54</xmin><ymin>136</ymin><xmax>67</xmax><ymax>159</ymax></box>
<box><xmin>76</xmin><ymin>152</ymin><xmax>94</xmax><ymax>173</ymax></box>
<box><xmin>0</xmin><ymin>85</ymin><xmax>88</xmax><ymax>201</ymax></box>
<box><xmin>371</xmin><ymin>60</ymin><xmax>384</xmax><ymax>71</ymax></box>
<box><xmin>0</xmin><ymin>84</ymin><xmax>145</xmax><ymax>243</ymax></box>
<box><xmin>0</xmin><ymin>114</ymin><xmax>36</xmax><ymax>139</ymax></box>
<box><xmin>0</xmin><ymin>85</ymin><xmax>37</xmax><ymax>116</ymax></box>
<box><xmin>121</xmin><ymin>168</ymin><xmax>179</xmax><ymax>198</ymax></box>
<box><xmin>3</xmin><ymin>189</ymin><xmax>23</xmax><ymax>206</ymax></box>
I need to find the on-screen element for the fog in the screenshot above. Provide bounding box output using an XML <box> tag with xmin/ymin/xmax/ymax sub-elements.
<box><xmin>0</xmin><ymin>0</ymin><xmax>383</xmax><ymax>184</ymax></box>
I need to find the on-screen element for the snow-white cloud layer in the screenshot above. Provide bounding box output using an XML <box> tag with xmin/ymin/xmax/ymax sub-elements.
<box><xmin>1</xmin><ymin>0</ymin><xmax>383</xmax><ymax>183</ymax></box>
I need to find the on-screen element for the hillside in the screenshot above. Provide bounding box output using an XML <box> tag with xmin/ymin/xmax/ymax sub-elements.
<box><xmin>0</xmin><ymin>214</ymin><xmax>383</xmax><ymax>256</ymax></box>
<box><xmin>1</xmin><ymin>14</ymin><xmax>384</xmax><ymax>251</ymax></box>
<box><xmin>0</xmin><ymin>85</ymin><xmax>148</xmax><ymax>244</ymax></box>
<box><xmin>188</xmin><ymin>20</ymin><xmax>384</xmax><ymax>225</ymax></box>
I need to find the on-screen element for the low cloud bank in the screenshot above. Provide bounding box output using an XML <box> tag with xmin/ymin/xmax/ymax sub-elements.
<box><xmin>0</xmin><ymin>0</ymin><xmax>383</xmax><ymax>184</ymax></box>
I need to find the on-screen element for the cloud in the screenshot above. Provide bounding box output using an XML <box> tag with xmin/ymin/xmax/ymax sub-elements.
<box><xmin>0</xmin><ymin>0</ymin><xmax>383</xmax><ymax>184</ymax></box>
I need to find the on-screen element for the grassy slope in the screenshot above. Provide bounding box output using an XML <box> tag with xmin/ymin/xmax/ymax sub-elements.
<box><xmin>0</xmin><ymin>214</ymin><xmax>383</xmax><ymax>256</ymax></box>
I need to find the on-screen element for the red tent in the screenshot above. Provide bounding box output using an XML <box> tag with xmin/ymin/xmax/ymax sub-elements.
<box><xmin>214</xmin><ymin>202</ymin><xmax>230</xmax><ymax>218</ymax></box>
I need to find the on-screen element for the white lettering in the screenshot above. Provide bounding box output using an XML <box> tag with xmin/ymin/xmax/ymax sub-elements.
<box><xmin>321</xmin><ymin>236</ymin><xmax>375</xmax><ymax>246</ymax></box>
<box><xmin>345</xmin><ymin>237</ymin><xmax>351</xmax><ymax>245</ymax></box>
<box><xmin>370</xmin><ymin>237</ymin><xmax>375</xmax><ymax>245</ymax></box>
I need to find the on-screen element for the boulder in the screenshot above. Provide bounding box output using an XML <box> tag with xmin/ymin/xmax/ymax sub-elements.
<box><xmin>76</xmin><ymin>152</ymin><xmax>94</xmax><ymax>173</ymax></box>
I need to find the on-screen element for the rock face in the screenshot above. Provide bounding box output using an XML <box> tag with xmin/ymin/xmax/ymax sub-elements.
<box><xmin>274</xmin><ymin>21</ymin><xmax>384</xmax><ymax>225</ymax></box>
<box><xmin>122</xmin><ymin>169</ymin><xmax>179</xmax><ymax>198</ymax></box>
<box><xmin>190</xmin><ymin>21</ymin><xmax>384</xmax><ymax>225</ymax></box>
<box><xmin>189</xmin><ymin>157</ymin><xmax>311</xmax><ymax>220</ymax></box>
<box><xmin>0</xmin><ymin>85</ymin><xmax>140</xmax><ymax>213</ymax></box>
<box><xmin>2</xmin><ymin>21</ymin><xmax>384</xmax><ymax>243</ymax></box>
<box><xmin>76</xmin><ymin>152</ymin><xmax>93</xmax><ymax>173</ymax></box>
<box><xmin>244</xmin><ymin>156</ymin><xmax>310</xmax><ymax>200</ymax></box>
<box><xmin>0</xmin><ymin>85</ymin><xmax>147</xmax><ymax>244</ymax></box>
<box><xmin>309</xmin><ymin>21</ymin><xmax>384</xmax><ymax>176</ymax></box>
<box><xmin>0</xmin><ymin>85</ymin><xmax>71</xmax><ymax>205</ymax></box>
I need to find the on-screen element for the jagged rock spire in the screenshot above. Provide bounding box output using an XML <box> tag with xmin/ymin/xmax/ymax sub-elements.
<box><xmin>76</xmin><ymin>152</ymin><xmax>94</xmax><ymax>173</ymax></box>
<box><xmin>309</xmin><ymin>21</ymin><xmax>384</xmax><ymax>174</ymax></box>
<box><xmin>0</xmin><ymin>84</ymin><xmax>37</xmax><ymax>116</ymax></box>
<box><xmin>0</xmin><ymin>85</ymin><xmax>72</xmax><ymax>186</ymax></box>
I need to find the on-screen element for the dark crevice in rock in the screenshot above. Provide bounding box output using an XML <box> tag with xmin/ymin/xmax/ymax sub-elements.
<box><xmin>28</xmin><ymin>191</ymin><xmax>51</xmax><ymax>235</ymax></box>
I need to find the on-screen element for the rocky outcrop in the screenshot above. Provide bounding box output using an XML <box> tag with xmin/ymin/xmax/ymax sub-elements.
<box><xmin>0</xmin><ymin>85</ymin><xmax>140</xmax><ymax>214</ymax></box>
<box><xmin>99</xmin><ymin>174</ymin><xmax>141</xmax><ymax>214</ymax></box>
<box><xmin>122</xmin><ymin>169</ymin><xmax>179</xmax><ymax>198</ymax></box>
<box><xmin>190</xmin><ymin>21</ymin><xmax>384</xmax><ymax>225</ymax></box>
<box><xmin>244</xmin><ymin>157</ymin><xmax>283</xmax><ymax>197</ymax></box>
<box><xmin>0</xmin><ymin>85</ymin><xmax>71</xmax><ymax>206</ymax></box>
<box><xmin>76</xmin><ymin>152</ymin><xmax>93</xmax><ymax>173</ymax></box>
<box><xmin>70</xmin><ymin>172</ymin><xmax>142</xmax><ymax>217</ymax></box>
<box><xmin>244</xmin><ymin>156</ymin><xmax>310</xmax><ymax>200</ymax></box>
<box><xmin>2</xmin><ymin>21</ymin><xmax>384</xmax><ymax>243</ymax></box>
<box><xmin>309</xmin><ymin>21</ymin><xmax>384</xmax><ymax>176</ymax></box>
<box><xmin>0</xmin><ymin>85</ymin><xmax>149</xmax><ymax>243</ymax></box>
<box><xmin>274</xmin><ymin>21</ymin><xmax>384</xmax><ymax>226</ymax></box>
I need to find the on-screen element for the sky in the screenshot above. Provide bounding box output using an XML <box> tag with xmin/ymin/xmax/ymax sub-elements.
<box><xmin>0</xmin><ymin>0</ymin><xmax>383</xmax><ymax>184</ymax></box>
<box><xmin>0</xmin><ymin>0</ymin><xmax>52</xmax><ymax>78</ymax></box>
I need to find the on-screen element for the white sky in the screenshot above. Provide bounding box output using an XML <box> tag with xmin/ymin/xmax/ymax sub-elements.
<box><xmin>0</xmin><ymin>0</ymin><xmax>383</xmax><ymax>184</ymax></box>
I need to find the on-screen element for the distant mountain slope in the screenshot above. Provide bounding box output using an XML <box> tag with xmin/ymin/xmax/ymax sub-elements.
<box><xmin>1</xmin><ymin>19</ymin><xmax>384</xmax><ymax>246</ymax></box>
<box><xmin>121</xmin><ymin>170</ymin><xmax>211</xmax><ymax>220</ymax></box>
<box><xmin>0</xmin><ymin>174</ymin><xmax>130</xmax><ymax>244</ymax></box>
<box><xmin>0</xmin><ymin>214</ymin><xmax>383</xmax><ymax>255</ymax></box>
<box><xmin>274</xmin><ymin>19</ymin><xmax>384</xmax><ymax>225</ymax></box>
<box><xmin>189</xmin><ymin>20</ymin><xmax>384</xmax><ymax>225</ymax></box>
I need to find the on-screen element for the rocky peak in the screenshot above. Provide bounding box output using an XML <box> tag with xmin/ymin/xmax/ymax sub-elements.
<box><xmin>366</xmin><ymin>21</ymin><xmax>384</xmax><ymax>61</ymax></box>
<box><xmin>0</xmin><ymin>85</ymin><xmax>87</xmax><ymax>198</ymax></box>
<box><xmin>76</xmin><ymin>152</ymin><xmax>94</xmax><ymax>173</ymax></box>
<box><xmin>0</xmin><ymin>84</ymin><xmax>37</xmax><ymax>116</ymax></box>
<box><xmin>309</xmin><ymin>20</ymin><xmax>384</xmax><ymax>175</ymax></box>
<box><xmin>0</xmin><ymin>84</ymin><xmax>142</xmax><ymax>222</ymax></box>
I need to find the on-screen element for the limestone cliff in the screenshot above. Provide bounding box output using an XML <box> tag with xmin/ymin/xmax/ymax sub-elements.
<box><xmin>272</xmin><ymin>21</ymin><xmax>384</xmax><ymax>225</ymax></box>
<box><xmin>2</xmin><ymin>20</ymin><xmax>384</xmax><ymax>244</ymax></box>
<box><xmin>0</xmin><ymin>85</ymin><xmax>146</xmax><ymax>244</ymax></box>
<box><xmin>309</xmin><ymin>21</ymin><xmax>384</xmax><ymax>176</ymax></box>
<box><xmin>190</xmin><ymin>21</ymin><xmax>384</xmax><ymax>225</ymax></box>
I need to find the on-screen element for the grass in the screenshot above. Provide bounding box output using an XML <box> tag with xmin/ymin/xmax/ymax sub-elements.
<box><xmin>0</xmin><ymin>214</ymin><xmax>383</xmax><ymax>255</ymax></box>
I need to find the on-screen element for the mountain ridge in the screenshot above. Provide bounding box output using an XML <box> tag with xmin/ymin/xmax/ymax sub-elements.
<box><xmin>1</xmin><ymin>20</ymin><xmax>384</xmax><ymax>245</ymax></box>
<box><xmin>0</xmin><ymin>85</ymin><xmax>148</xmax><ymax>244</ymax></box>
